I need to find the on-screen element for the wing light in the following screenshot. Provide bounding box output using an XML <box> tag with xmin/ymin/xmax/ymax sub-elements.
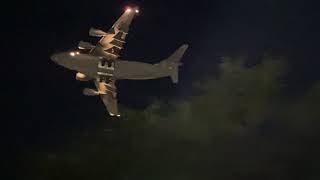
<box><xmin>109</xmin><ymin>113</ymin><xmax>121</xmax><ymax>117</ymax></box>
<box><xmin>126</xmin><ymin>8</ymin><xmax>131</xmax><ymax>13</ymax></box>
<box><xmin>135</xmin><ymin>9</ymin><xmax>139</xmax><ymax>13</ymax></box>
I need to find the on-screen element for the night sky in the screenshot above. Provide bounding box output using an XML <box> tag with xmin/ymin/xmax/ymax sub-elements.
<box><xmin>8</xmin><ymin>0</ymin><xmax>320</xmax><ymax>179</ymax></box>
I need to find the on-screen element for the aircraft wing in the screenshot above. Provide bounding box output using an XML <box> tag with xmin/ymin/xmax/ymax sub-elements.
<box><xmin>90</xmin><ymin>7</ymin><xmax>138</xmax><ymax>58</ymax></box>
<box><xmin>94</xmin><ymin>81</ymin><xmax>120</xmax><ymax>117</ymax></box>
<box><xmin>100</xmin><ymin>92</ymin><xmax>119</xmax><ymax>117</ymax></box>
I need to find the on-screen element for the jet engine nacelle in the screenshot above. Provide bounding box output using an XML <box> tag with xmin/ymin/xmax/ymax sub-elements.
<box><xmin>78</xmin><ymin>41</ymin><xmax>94</xmax><ymax>50</ymax></box>
<box><xmin>89</xmin><ymin>27</ymin><xmax>109</xmax><ymax>37</ymax></box>
<box><xmin>83</xmin><ymin>88</ymin><xmax>99</xmax><ymax>96</ymax></box>
<box><xmin>76</xmin><ymin>72</ymin><xmax>91</xmax><ymax>81</ymax></box>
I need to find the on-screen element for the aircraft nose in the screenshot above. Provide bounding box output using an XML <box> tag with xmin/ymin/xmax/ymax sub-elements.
<box><xmin>50</xmin><ymin>53</ymin><xmax>59</xmax><ymax>63</ymax></box>
<box><xmin>51</xmin><ymin>53</ymin><xmax>64</xmax><ymax>65</ymax></box>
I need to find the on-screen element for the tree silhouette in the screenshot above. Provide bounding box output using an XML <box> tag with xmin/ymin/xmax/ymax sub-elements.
<box><xmin>19</xmin><ymin>56</ymin><xmax>320</xmax><ymax>180</ymax></box>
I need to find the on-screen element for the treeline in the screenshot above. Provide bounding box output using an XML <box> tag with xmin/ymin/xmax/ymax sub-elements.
<box><xmin>19</xmin><ymin>56</ymin><xmax>320</xmax><ymax>180</ymax></box>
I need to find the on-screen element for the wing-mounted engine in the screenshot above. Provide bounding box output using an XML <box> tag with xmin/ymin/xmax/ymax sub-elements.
<box><xmin>94</xmin><ymin>80</ymin><xmax>117</xmax><ymax>98</ymax></box>
<box><xmin>89</xmin><ymin>27</ymin><xmax>109</xmax><ymax>37</ymax></box>
<box><xmin>83</xmin><ymin>88</ymin><xmax>99</xmax><ymax>96</ymax></box>
<box><xmin>78</xmin><ymin>41</ymin><xmax>95</xmax><ymax>50</ymax></box>
<box><xmin>76</xmin><ymin>72</ymin><xmax>91</xmax><ymax>81</ymax></box>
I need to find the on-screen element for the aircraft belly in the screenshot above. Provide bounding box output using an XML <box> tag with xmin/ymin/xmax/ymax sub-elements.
<box><xmin>74</xmin><ymin>64</ymin><xmax>98</xmax><ymax>78</ymax></box>
<box><xmin>114</xmin><ymin>61</ymin><xmax>167</xmax><ymax>80</ymax></box>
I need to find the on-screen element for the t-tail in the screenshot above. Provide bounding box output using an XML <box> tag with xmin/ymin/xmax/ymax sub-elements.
<box><xmin>160</xmin><ymin>44</ymin><xmax>189</xmax><ymax>83</ymax></box>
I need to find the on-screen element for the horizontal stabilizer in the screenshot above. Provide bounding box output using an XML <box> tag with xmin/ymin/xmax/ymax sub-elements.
<box><xmin>78</xmin><ymin>41</ymin><xmax>95</xmax><ymax>50</ymax></box>
<box><xmin>89</xmin><ymin>27</ymin><xmax>109</xmax><ymax>37</ymax></box>
<box><xmin>83</xmin><ymin>88</ymin><xmax>99</xmax><ymax>96</ymax></box>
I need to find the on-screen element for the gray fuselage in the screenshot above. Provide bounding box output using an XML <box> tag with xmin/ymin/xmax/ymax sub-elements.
<box><xmin>51</xmin><ymin>52</ymin><xmax>173</xmax><ymax>81</ymax></box>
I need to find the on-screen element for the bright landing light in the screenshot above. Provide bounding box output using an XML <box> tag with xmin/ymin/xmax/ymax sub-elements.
<box><xmin>135</xmin><ymin>9</ymin><xmax>139</xmax><ymax>13</ymax></box>
<box><xmin>126</xmin><ymin>8</ymin><xmax>131</xmax><ymax>13</ymax></box>
<box><xmin>70</xmin><ymin>51</ymin><xmax>80</xmax><ymax>56</ymax></box>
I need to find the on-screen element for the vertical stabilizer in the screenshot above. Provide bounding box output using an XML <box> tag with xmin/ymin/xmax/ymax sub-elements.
<box><xmin>160</xmin><ymin>44</ymin><xmax>188</xmax><ymax>83</ymax></box>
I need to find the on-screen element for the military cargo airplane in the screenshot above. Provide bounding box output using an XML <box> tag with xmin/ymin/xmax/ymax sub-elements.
<box><xmin>51</xmin><ymin>7</ymin><xmax>188</xmax><ymax>117</ymax></box>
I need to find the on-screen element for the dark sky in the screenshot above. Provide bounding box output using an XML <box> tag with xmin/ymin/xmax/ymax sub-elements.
<box><xmin>7</xmin><ymin>0</ymin><xmax>320</xmax><ymax>179</ymax></box>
